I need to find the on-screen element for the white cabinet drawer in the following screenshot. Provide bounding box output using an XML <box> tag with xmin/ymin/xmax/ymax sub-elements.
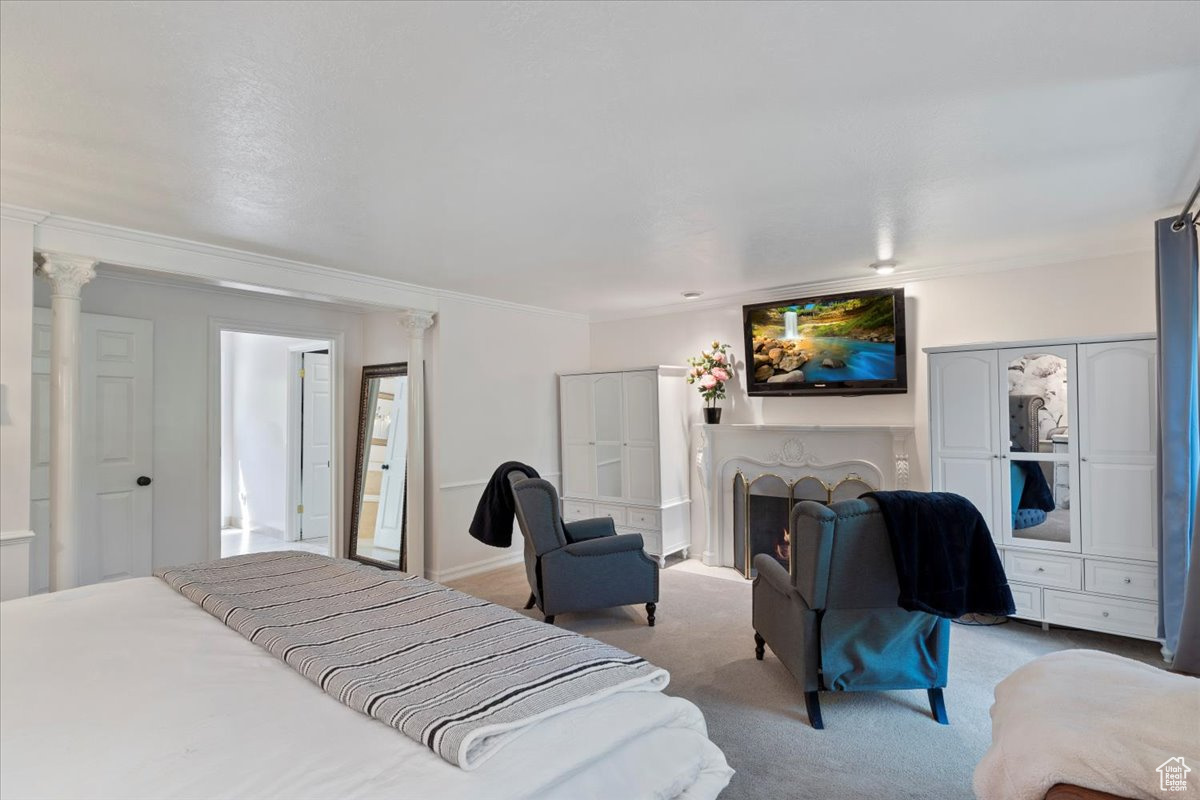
<box><xmin>1043</xmin><ymin>590</ymin><xmax>1158</xmax><ymax>639</ymax></box>
<box><xmin>1085</xmin><ymin>559</ymin><xmax>1158</xmax><ymax>601</ymax></box>
<box><xmin>625</xmin><ymin>527</ymin><xmax>662</xmax><ymax>556</ymax></box>
<box><xmin>561</xmin><ymin>500</ymin><xmax>594</xmax><ymax>522</ymax></box>
<box><xmin>627</xmin><ymin>507</ymin><xmax>661</xmax><ymax>530</ymax></box>
<box><xmin>1004</xmin><ymin>550</ymin><xmax>1082</xmax><ymax>590</ymax></box>
<box><xmin>592</xmin><ymin>503</ymin><xmax>627</xmax><ymax>526</ymax></box>
<box><xmin>1008</xmin><ymin>582</ymin><xmax>1043</xmax><ymax>619</ymax></box>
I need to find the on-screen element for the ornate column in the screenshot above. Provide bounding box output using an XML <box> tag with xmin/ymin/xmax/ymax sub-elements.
<box><xmin>400</xmin><ymin>311</ymin><xmax>435</xmax><ymax>577</ymax></box>
<box><xmin>34</xmin><ymin>253</ymin><xmax>96</xmax><ymax>591</ymax></box>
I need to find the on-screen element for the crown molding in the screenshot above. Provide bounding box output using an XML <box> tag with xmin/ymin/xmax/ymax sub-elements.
<box><xmin>0</xmin><ymin>204</ymin><xmax>49</xmax><ymax>224</ymax></box>
<box><xmin>587</xmin><ymin>244</ymin><xmax>1153</xmax><ymax>323</ymax></box>
<box><xmin>1</xmin><ymin>203</ymin><xmax>586</xmax><ymax>322</ymax></box>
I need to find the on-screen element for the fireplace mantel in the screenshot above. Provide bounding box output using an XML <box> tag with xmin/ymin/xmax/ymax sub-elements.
<box><xmin>692</xmin><ymin>422</ymin><xmax>914</xmax><ymax>567</ymax></box>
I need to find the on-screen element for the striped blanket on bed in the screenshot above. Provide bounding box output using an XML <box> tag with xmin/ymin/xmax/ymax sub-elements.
<box><xmin>156</xmin><ymin>552</ymin><xmax>668</xmax><ymax>769</ymax></box>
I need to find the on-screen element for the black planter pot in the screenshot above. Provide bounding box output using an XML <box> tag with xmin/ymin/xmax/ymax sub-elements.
<box><xmin>704</xmin><ymin>407</ymin><xmax>723</xmax><ymax>424</ymax></box>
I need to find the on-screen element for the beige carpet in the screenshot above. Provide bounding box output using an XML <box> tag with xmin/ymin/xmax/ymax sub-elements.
<box><xmin>449</xmin><ymin>562</ymin><xmax>1162</xmax><ymax>800</ymax></box>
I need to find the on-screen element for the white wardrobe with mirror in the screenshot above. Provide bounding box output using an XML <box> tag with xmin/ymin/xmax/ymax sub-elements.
<box><xmin>927</xmin><ymin>334</ymin><xmax>1158</xmax><ymax>640</ymax></box>
<box><xmin>558</xmin><ymin>367</ymin><xmax>691</xmax><ymax>567</ymax></box>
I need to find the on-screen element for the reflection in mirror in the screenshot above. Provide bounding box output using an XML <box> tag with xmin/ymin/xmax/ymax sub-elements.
<box><xmin>596</xmin><ymin>443</ymin><xmax>623</xmax><ymax>498</ymax></box>
<box><xmin>1009</xmin><ymin>458</ymin><xmax>1072</xmax><ymax>544</ymax></box>
<box><xmin>350</xmin><ymin>363</ymin><xmax>409</xmax><ymax>569</ymax></box>
<box><xmin>1007</xmin><ymin>353</ymin><xmax>1068</xmax><ymax>454</ymax></box>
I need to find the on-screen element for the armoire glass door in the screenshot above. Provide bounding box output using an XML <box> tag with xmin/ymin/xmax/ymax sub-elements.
<box><xmin>998</xmin><ymin>344</ymin><xmax>1081</xmax><ymax>552</ymax></box>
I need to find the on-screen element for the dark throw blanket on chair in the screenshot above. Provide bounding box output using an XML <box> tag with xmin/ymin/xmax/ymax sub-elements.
<box><xmin>468</xmin><ymin>461</ymin><xmax>541</xmax><ymax>548</ymax></box>
<box><xmin>863</xmin><ymin>491</ymin><xmax>1016</xmax><ymax>619</ymax></box>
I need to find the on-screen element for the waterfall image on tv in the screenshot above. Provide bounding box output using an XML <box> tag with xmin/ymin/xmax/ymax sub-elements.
<box><xmin>743</xmin><ymin>288</ymin><xmax>907</xmax><ymax>396</ymax></box>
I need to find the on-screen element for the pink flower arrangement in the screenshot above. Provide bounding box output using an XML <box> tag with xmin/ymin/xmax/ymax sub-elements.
<box><xmin>686</xmin><ymin>341</ymin><xmax>734</xmax><ymax>409</ymax></box>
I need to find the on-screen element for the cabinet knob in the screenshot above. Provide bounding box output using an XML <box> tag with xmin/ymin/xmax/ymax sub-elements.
<box><xmin>1036</xmin><ymin>567</ymin><xmax>1045</xmax><ymax>572</ymax></box>
<box><xmin>136</xmin><ymin>476</ymin><xmax>152</xmax><ymax>487</ymax></box>
<box><xmin>992</xmin><ymin>455</ymin><xmax>999</xmax><ymax>459</ymax></box>
<box><xmin>1102</xmin><ymin>611</ymin><xmax>1110</xmax><ymax>617</ymax></box>
<box><xmin>1123</xmin><ymin>577</ymin><xmax>1132</xmax><ymax>584</ymax></box>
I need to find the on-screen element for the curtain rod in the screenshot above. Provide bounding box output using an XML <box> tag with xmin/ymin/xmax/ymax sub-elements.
<box><xmin>1174</xmin><ymin>173</ymin><xmax>1200</xmax><ymax>231</ymax></box>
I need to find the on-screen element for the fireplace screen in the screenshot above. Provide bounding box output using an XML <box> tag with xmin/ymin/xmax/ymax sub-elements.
<box><xmin>732</xmin><ymin>471</ymin><xmax>874</xmax><ymax>579</ymax></box>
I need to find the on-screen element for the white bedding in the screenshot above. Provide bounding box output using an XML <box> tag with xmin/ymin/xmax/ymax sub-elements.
<box><xmin>973</xmin><ymin>649</ymin><xmax>1199</xmax><ymax>800</ymax></box>
<box><xmin>0</xmin><ymin>578</ymin><xmax>733</xmax><ymax>800</ymax></box>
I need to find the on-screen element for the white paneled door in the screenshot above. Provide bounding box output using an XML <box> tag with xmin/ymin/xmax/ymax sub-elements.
<box><xmin>1078</xmin><ymin>340</ymin><xmax>1158</xmax><ymax>562</ymax></box>
<box><xmin>622</xmin><ymin>370</ymin><xmax>660</xmax><ymax>505</ymax></box>
<box><xmin>928</xmin><ymin>350</ymin><xmax>1002</xmax><ymax>540</ymax></box>
<box><xmin>559</xmin><ymin>374</ymin><xmax>596</xmax><ymax>500</ymax></box>
<box><xmin>301</xmin><ymin>351</ymin><xmax>332</xmax><ymax>541</ymax></box>
<box><xmin>31</xmin><ymin>308</ymin><xmax>154</xmax><ymax>592</ymax></box>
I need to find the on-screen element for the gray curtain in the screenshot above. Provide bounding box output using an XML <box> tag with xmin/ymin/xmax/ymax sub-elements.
<box><xmin>1155</xmin><ymin>212</ymin><xmax>1200</xmax><ymax>675</ymax></box>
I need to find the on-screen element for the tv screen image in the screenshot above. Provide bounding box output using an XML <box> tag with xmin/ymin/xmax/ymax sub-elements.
<box><xmin>743</xmin><ymin>288</ymin><xmax>907</xmax><ymax>396</ymax></box>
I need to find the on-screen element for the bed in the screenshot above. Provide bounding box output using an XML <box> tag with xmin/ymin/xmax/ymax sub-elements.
<box><xmin>0</xmin><ymin>557</ymin><xmax>732</xmax><ymax>800</ymax></box>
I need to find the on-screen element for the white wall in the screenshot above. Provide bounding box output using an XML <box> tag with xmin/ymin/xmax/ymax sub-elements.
<box><xmin>0</xmin><ymin>219</ymin><xmax>34</xmax><ymax>536</ymax></box>
<box><xmin>35</xmin><ymin>274</ymin><xmax>365</xmax><ymax>569</ymax></box>
<box><xmin>0</xmin><ymin>218</ymin><xmax>35</xmax><ymax>598</ymax></box>
<box><xmin>221</xmin><ymin>331</ymin><xmax>327</xmax><ymax>533</ymax></box>
<box><xmin>590</xmin><ymin>251</ymin><xmax>1158</xmax><ymax>493</ymax></box>
<box><xmin>426</xmin><ymin>298</ymin><xmax>590</xmax><ymax>581</ymax></box>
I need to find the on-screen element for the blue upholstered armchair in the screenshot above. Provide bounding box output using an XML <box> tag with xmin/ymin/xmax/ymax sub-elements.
<box><xmin>752</xmin><ymin>498</ymin><xmax>951</xmax><ymax>729</ymax></box>
<box><xmin>509</xmin><ymin>475</ymin><xmax>659</xmax><ymax>626</ymax></box>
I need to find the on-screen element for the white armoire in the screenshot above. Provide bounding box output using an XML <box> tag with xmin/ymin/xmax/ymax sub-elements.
<box><xmin>927</xmin><ymin>334</ymin><xmax>1159</xmax><ymax>640</ymax></box>
<box><xmin>558</xmin><ymin>367</ymin><xmax>691</xmax><ymax>567</ymax></box>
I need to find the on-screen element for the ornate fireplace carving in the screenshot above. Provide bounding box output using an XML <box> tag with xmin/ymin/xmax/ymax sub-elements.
<box><xmin>693</xmin><ymin>424</ymin><xmax>914</xmax><ymax>569</ymax></box>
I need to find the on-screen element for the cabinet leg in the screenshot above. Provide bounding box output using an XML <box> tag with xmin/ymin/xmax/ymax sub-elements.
<box><xmin>1041</xmin><ymin>621</ymin><xmax>1050</xmax><ymax>632</ymax></box>
<box><xmin>658</xmin><ymin>555</ymin><xmax>666</xmax><ymax>568</ymax></box>
<box><xmin>682</xmin><ymin>547</ymin><xmax>690</xmax><ymax>559</ymax></box>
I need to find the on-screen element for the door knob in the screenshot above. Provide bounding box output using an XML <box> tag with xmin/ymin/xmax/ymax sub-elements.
<box><xmin>136</xmin><ymin>476</ymin><xmax>152</xmax><ymax>487</ymax></box>
<box><xmin>381</xmin><ymin>463</ymin><xmax>390</xmax><ymax>470</ymax></box>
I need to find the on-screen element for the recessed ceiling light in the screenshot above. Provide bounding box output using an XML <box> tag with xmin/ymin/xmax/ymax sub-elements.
<box><xmin>681</xmin><ymin>290</ymin><xmax>704</xmax><ymax>299</ymax></box>
<box><xmin>869</xmin><ymin>260</ymin><xmax>898</xmax><ymax>275</ymax></box>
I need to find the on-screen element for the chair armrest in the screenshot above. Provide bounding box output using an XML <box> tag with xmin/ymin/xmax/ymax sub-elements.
<box><xmin>562</xmin><ymin>532</ymin><xmax>645</xmax><ymax>557</ymax></box>
<box><xmin>753</xmin><ymin>554</ymin><xmax>798</xmax><ymax>600</ymax></box>
<box><xmin>563</xmin><ymin>517</ymin><xmax>616</xmax><ymax>543</ymax></box>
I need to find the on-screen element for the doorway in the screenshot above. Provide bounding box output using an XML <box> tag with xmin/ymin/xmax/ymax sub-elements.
<box><xmin>219</xmin><ymin>331</ymin><xmax>334</xmax><ymax>558</ymax></box>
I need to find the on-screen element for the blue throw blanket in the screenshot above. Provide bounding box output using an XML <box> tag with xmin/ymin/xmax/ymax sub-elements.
<box><xmin>863</xmin><ymin>491</ymin><xmax>1016</xmax><ymax>619</ymax></box>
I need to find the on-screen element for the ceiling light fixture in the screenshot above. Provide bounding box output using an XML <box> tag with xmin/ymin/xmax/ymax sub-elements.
<box><xmin>681</xmin><ymin>290</ymin><xmax>704</xmax><ymax>299</ymax></box>
<box><xmin>869</xmin><ymin>260</ymin><xmax>898</xmax><ymax>275</ymax></box>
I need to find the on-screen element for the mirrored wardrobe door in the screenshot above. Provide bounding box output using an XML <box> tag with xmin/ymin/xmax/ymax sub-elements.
<box><xmin>350</xmin><ymin>363</ymin><xmax>409</xmax><ymax>569</ymax></box>
<box><xmin>998</xmin><ymin>344</ymin><xmax>1080</xmax><ymax>552</ymax></box>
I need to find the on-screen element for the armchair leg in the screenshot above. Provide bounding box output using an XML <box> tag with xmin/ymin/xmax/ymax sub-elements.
<box><xmin>754</xmin><ymin>631</ymin><xmax>765</xmax><ymax>661</ymax></box>
<box><xmin>804</xmin><ymin>691</ymin><xmax>824</xmax><ymax>730</ymax></box>
<box><xmin>523</xmin><ymin>593</ymin><xmax>536</xmax><ymax>610</ymax></box>
<box><xmin>927</xmin><ymin>688</ymin><xmax>949</xmax><ymax>725</ymax></box>
<box><xmin>645</xmin><ymin>602</ymin><xmax>656</xmax><ymax>627</ymax></box>
<box><xmin>544</xmin><ymin>614</ymin><xmax>556</xmax><ymax>625</ymax></box>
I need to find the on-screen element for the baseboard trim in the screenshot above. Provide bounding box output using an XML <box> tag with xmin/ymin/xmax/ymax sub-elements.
<box><xmin>430</xmin><ymin>551</ymin><xmax>523</xmax><ymax>584</ymax></box>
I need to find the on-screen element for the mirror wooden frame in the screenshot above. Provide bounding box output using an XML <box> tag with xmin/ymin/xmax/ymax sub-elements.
<box><xmin>348</xmin><ymin>362</ymin><xmax>409</xmax><ymax>570</ymax></box>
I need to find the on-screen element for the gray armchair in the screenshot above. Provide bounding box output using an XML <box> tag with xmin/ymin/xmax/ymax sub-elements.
<box><xmin>509</xmin><ymin>475</ymin><xmax>659</xmax><ymax>625</ymax></box>
<box><xmin>752</xmin><ymin>498</ymin><xmax>950</xmax><ymax>729</ymax></box>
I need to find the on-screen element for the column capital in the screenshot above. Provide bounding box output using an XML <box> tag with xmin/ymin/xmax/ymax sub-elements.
<box><xmin>36</xmin><ymin>253</ymin><xmax>97</xmax><ymax>299</ymax></box>
<box><xmin>399</xmin><ymin>310</ymin><xmax>436</xmax><ymax>338</ymax></box>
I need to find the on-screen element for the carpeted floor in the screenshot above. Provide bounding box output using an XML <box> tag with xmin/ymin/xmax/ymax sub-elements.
<box><xmin>450</xmin><ymin>561</ymin><xmax>1163</xmax><ymax>800</ymax></box>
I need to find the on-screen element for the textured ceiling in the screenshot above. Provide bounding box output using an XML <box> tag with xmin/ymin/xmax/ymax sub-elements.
<box><xmin>2</xmin><ymin>1</ymin><xmax>1198</xmax><ymax>315</ymax></box>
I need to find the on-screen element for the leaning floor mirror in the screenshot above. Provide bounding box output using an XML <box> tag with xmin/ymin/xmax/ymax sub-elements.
<box><xmin>350</xmin><ymin>362</ymin><xmax>409</xmax><ymax>570</ymax></box>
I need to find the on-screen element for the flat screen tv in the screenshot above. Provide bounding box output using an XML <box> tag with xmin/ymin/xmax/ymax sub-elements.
<box><xmin>743</xmin><ymin>287</ymin><xmax>907</xmax><ymax>396</ymax></box>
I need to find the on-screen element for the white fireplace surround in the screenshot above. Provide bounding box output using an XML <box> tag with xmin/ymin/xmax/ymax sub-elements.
<box><xmin>693</xmin><ymin>424</ymin><xmax>914</xmax><ymax>568</ymax></box>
